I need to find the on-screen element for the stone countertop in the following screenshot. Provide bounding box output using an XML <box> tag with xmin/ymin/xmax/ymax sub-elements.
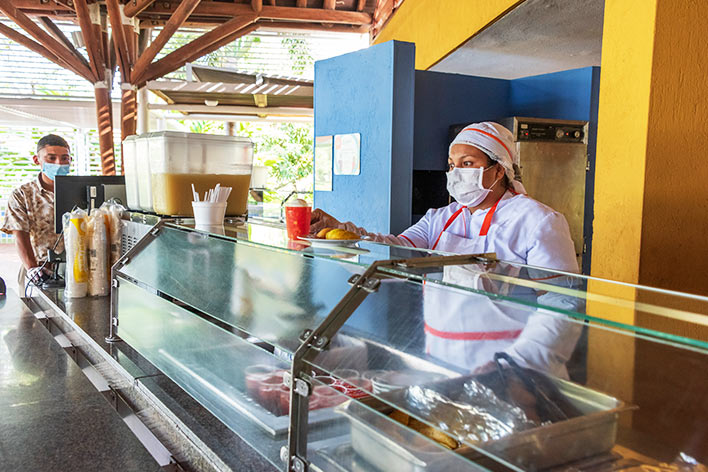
<box><xmin>0</xmin><ymin>289</ymin><xmax>161</xmax><ymax>472</ymax></box>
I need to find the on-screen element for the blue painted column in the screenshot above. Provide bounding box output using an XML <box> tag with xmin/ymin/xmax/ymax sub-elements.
<box><xmin>314</xmin><ymin>40</ymin><xmax>415</xmax><ymax>235</ymax></box>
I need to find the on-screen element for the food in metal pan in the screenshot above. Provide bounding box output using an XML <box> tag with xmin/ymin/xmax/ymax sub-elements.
<box><xmin>388</xmin><ymin>411</ymin><xmax>460</xmax><ymax>450</ymax></box>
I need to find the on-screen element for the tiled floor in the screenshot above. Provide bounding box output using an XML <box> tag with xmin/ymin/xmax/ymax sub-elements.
<box><xmin>0</xmin><ymin>242</ymin><xmax>21</xmax><ymax>293</ymax></box>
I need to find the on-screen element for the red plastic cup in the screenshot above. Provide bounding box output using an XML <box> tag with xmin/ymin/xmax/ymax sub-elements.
<box><xmin>342</xmin><ymin>378</ymin><xmax>372</xmax><ymax>399</ymax></box>
<box><xmin>245</xmin><ymin>364</ymin><xmax>276</xmax><ymax>400</ymax></box>
<box><xmin>315</xmin><ymin>385</ymin><xmax>347</xmax><ymax>408</ymax></box>
<box><xmin>279</xmin><ymin>384</ymin><xmax>291</xmax><ymax>416</ymax></box>
<box><xmin>259</xmin><ymin>373</ymin><xmax>285</xmax><ymax>414</ymax></box>
<box><xmin>285</xmin><ymin>200</ymin><xmax>312</xmax><ymax>240</ymax></box>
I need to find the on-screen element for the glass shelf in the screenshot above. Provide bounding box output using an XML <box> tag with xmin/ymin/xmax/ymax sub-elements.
<box><xmin>114</xmin><ymin>221</ymin><xmax>708</xmax><ymax>471</ymax></box>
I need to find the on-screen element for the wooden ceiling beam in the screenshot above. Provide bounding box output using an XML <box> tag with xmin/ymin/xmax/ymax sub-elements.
<box><xmin>323</xmin><ymin>0</ymin><xmax>336</xmax><ymax>9</ymax></box>
<box><xmin>356</xmin><ymin>0</ymin><xmax>366</xmax><ymax>11</ymax></box>
<box><xmin>73</xmin><ymin>0</ymin><xmax>104</xmax><ymax>81</ymax></box>
<box><xmin>123</xmin><ymin>0</ymin><xmax>156</xmax><ymax>18</ymax></box>
<box><xmin>105</xmin><ymin>0</ymin><xmax>132</xmax><ymax>82</ymax></box>
<box><xmin>38</xmin><ymin>15</ymin><xmax>90</xmax><ymax>70</ymax></box>
<box><xmin>2</xmin><ymin>1</ymin><xmax>72</xmax><ymax>12</ymax></box>
<box><xmin>267</xmin><ymin>0</ymin><xmax>276</xmax><ymax>5</ymax></box>
<box><xmin>132</xmin><ymin>0</ymin><xmax>201</xmax><ymax>82</ymax></box>
<box><xmin>0</xmin><ymin>0</ymin><xmax>94</xmax><ymax>81</ymax></box>
<box><xmin>251</xmin><ymin>0</ymin><xmax>263</xmax><ymax>13</ymax></box>
<box><xmin>258</xmin><ymin>20</ymin><xmax>368</xmax><ymax>34</ymax></box>
<box><xmin>296</xmin><ymin>0</ymin><xmax>307</xmax><ymax>7</ymax></box>
<box><xmin>0</xmin><ymin>21</ymin><xmax>91</xmax><ymax>81</ymax></box>
<box><xmin>137</xmin><ymin>4</ymin><xmax>371</xmax><ymax>25</ymax></box>
<box><xmin>135</xmin><ymin>14</ymin><xmax>258</xmax><ymax>86</ymax></box>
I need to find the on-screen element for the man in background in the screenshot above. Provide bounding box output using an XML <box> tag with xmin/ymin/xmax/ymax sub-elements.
<box><xmin>1</xmin><ymin>134</ymin><xmax>70</xmax><ymax>288</ymax></box>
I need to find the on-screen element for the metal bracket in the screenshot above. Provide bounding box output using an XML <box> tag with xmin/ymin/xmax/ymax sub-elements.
<box><xmin>280</xmin><ymin>448</ymin><xmax>309</xmax><ymax>471</ymax></box>
<box><xmin>283</xmin><ymin>372</ymin><xmax>311</xmax><ymax>397</ymax></box>
<box><xmin>298</xmin><ymin>329</ymin><xmax>329</xmax><ymax>351</ymax></box>
<box><xmin>347</xmin><ymin>274</ymin><xmax>381</xmax><ymax>293</ymax></box>
<box><xmin>150</xmin><ymin>227</ymin><xmax>161</xmax><ymax>236</ymax></box>
<box><xmin>291</xmin><ymin>455</ymin><xmax>307</xmax><ymax>472</ymax></box>
<box><xmin>111</xmin><ymin>278</ymin><xmax>119</xmax><ymax>288</ymax></box>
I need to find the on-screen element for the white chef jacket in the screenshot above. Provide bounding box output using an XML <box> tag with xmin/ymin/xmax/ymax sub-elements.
<box><xmin>398</xmin><ymin>191</ymin><xmax>578</xmax><ymax>272</ymax></box>
<box><xmin>394</xmin><ymin>190</ymin><xmax>582</xmax><ymax>377</ymax></box>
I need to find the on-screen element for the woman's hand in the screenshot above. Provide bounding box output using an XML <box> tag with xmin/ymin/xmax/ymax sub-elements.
<box><xmin>310</xmin><ymin>208</ymin><xmax>341</xmax><ymax>234</ymax></box>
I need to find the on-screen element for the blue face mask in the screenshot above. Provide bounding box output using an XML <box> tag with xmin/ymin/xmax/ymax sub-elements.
<box><xmin>42</xmin><ymin>162</ymin><xmax>70</xmax><ymax>181</ymax></box>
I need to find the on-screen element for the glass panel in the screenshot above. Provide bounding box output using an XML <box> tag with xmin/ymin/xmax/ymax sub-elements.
<box><xmin>171</xmin><ymin>221</ymin><xmax>434</xmax><ymax>269</ymax></box>
<box><xmin>118</xmin><ymin>226</ymin><xmax>361</xmax><ymax>354</ymax></box>
<box><xmin>117</xmin><ymin>279</ymin><xmax>289</xmax><ymax>466</ymax></box>
<box><xmin>380</xmin><ymin>258</ymin><xmax>708</xmax><ymax>350</ymax></box>
<box><xmin>307</xmin><ymin>379</ymin><xmax>491</xmax><ymax>472</ymax></box>
<box><xmin>308</xmin><ymin>275</ymin><xmax>708</xmax><ymax>470</ymax></box>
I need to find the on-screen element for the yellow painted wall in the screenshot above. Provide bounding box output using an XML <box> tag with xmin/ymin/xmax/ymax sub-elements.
<box><xmin>640</xmin><ymin>0</ymin><xmax>708</xmax><ymax>299</ymax></box>
<box><xmin>590</xmin><ymin>0</ymin><xmax>657</xmax><ymax>286</ymax></box>
<box><xmin>373</xmin><ymin>0</ymin><xmax>521</xmax><ymax>70</ymax></box>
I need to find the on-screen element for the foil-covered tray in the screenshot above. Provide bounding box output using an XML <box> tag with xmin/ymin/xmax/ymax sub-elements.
<box><xmin>337</xmin><ymin>375</ymin><xmax>632</xmax><ymax>471</ymax></box>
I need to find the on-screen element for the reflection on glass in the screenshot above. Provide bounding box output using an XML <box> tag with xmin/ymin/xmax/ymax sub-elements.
<box><xmin>422</xmin><ymin>262</ymin><xmax>584</xmax><ymax>379</ymax></box>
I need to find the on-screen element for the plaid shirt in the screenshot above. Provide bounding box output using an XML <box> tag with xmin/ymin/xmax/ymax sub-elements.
<box><xmin>1</xmin><ymin>173</ymin><xmax>64</xmax><ymax>262</ymax></box>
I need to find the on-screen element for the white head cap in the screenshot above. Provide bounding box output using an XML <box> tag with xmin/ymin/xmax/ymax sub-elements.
<box><xmin>449</xmin><ymin>121</ymin><xmax>517</xmax><ymax>181</ymax></box>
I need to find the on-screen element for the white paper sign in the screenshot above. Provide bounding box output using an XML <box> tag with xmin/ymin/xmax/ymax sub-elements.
<box><xmin>333</xmin><ymin>133</ymin><xmax>361</xmax><ymax>176</ymax></box>
<box><xmin>314</xmin><ymin>135</ymin><xmax>333</xmax><ymax>191</ymax></box>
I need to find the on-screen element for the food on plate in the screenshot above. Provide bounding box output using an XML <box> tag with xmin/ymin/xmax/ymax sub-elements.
<box><xmin>325</xmin><ymin>228</ymin><xmax>359</xmax><ymax>240</ymax></box>
<box><xmin>316</xmin><ymin>227</ymin><xmax>334</xmax><ymax>238</ymax></box>
<box><xmin>389</xmin><ymin>411</ymin><xmax>459</xmax><ymax>450</ymax></box>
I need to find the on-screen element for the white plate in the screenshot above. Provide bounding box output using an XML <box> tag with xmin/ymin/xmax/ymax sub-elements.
<box><xmin>298</xmin><ymin>236</ymin><xmax>363</xmax><ymax>245</ymax></box>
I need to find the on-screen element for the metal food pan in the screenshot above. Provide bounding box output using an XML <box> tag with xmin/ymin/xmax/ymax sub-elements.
<box><xmin>337</xmin><ymin>376</ymin><xmax>632</xmax><ymax>471</ymax></box>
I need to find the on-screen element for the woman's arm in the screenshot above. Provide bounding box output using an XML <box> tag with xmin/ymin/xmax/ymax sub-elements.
<box><xmin>310</xmin><ymin>208</ymin><xmax>435</xmax><ymax>248</ymax></box>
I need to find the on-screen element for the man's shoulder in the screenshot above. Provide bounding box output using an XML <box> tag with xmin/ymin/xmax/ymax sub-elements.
<box><xmin>13</xmin><ymin>176</ymin><xmax>41</xmax><ymax>196</ymax></box>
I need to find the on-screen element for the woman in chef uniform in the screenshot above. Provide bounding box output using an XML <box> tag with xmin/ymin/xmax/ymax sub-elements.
<box><xmin>311</xmin><ymin>122</ymin><xmax>582</xmax><ymax>378</ymax></box>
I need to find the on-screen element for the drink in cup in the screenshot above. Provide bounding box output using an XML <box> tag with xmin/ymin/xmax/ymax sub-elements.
<box><xmin>285</xmin><ymin>199</ymin><xmax>312</xmax><ymax>240</ymax></box>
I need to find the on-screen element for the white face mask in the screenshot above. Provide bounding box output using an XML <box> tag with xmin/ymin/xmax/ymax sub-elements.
<box><xmin>446</xmin><ymin>166</ymin><xmax>498</xmax><ymax>207</ymax></box>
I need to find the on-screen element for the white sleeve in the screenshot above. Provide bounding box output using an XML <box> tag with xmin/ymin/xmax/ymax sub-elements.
<box><xmin>338</xmin><ymin>208</ymin><xmax>436</xmax><ymax>248</ymax></box>
<box><xmin>526</xmin><ymin>212</ymin><xmax>578</xmax><ymax>272</ymax></box>
<box><xmin>397</xmin><ymin>208</ymin><xmax>435</xmax><ymax>249</ymax></box>
<box><xmin>502</xmin><ymin>211</ymin><xmax>583</xmax><ymax>378</ymax></box>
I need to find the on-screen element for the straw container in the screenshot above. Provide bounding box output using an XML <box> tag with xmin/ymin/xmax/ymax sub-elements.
<box><xmin>192</xmin><ymin>201</ymin><xmax>227</xmax><ymax>226</ymax></box>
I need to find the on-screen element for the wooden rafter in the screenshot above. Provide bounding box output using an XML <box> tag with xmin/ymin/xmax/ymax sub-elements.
<box><xmin>0</xmin><ymin>0</ymin><xmax>94</xmax><ymax>81</ymax></box>
<box><xmin>323</xmin><ymin>0</ymin><xmax>336</xmax><ymax>9</ymax></box>
<box><xmin>123</xmin><ymin>0</ymin><xmax>156</xmax><ymax>18</ymax></box>
<box><xmin>135</xmin><ymin>14</ymin><xmax>258</xmax><ymax>86</ymax></box>
<box><xmin>73</xmin><ymin>0</ymin><xmax>104</xmax><ymax>81</ymax></box>
<box><xmin>38</xmin><ymin>16</ymin><xmax>90</xmax><ymax>70</ymax></box>
<box><xmin>267</xmin><ymin>0</ymin><xmax>276</xmax><ymax>5</ymax></box>
<box><xmin>132</xmin><ymin>0</ymin><xmax>202</xmax><ymax>81</ymax></box>
<box><xmin>137</xmin><ymin>4</ymin><xmax>371</xmax><ymax>25</ymax></box>
<box><xmin>357</xmin><ymin>0</ymin><xmax>366</xmax><ymax>11</ymax></box>
<box><xmin>296</xmin><ymin>0</ymin><xmax>307</xmax><ymax>7</ymax></box>
<box><xmin>251</xmin><ymin>0</ymin><xmax>263</xmax><ymax>13</ymax></box>
<box><xmin>105</xmin><ymin>0</ymin><xmax>131</xmax><ymax>82</ymax></box>
<box><xmin>0</xmin><ymin>22</ymin><xmax>90</xmax><ymax>81</ymax></box>
<box><xmin>259</xmin><ymin>20</ymin><xmax>368</xmax><ymax>34</ymax></box>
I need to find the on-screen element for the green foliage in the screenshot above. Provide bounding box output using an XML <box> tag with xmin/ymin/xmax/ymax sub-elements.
<box><xmin>186</xmin><ymin>120</ymin><xmax>224</xmax><ymax>134</ymax></box>
<box><xmin>281</xmin><ymin>37</ymin><xmax>313</xmax><ymax>76</ymax></box>
<box><xmin>260</xmin><ymin>123</ymin><xmax>313</xmax><ymax>192</ymax></box>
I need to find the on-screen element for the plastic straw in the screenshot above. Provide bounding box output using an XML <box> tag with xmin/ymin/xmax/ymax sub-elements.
<box><xmin>191</xmin><ymin>184</ymin><xmax>199</xmax><ymax>202</ymax></box>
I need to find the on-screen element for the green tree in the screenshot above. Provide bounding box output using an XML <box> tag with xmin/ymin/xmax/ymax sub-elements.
<box><xmin>281</xmin><ymin>37</ymin><xmax>313</xmax><ymax>76</ymax></box>
<box><xmin>260</xmin><ymin>123</ymin><xmax>313</xmax><ymax>194</ymax></box>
